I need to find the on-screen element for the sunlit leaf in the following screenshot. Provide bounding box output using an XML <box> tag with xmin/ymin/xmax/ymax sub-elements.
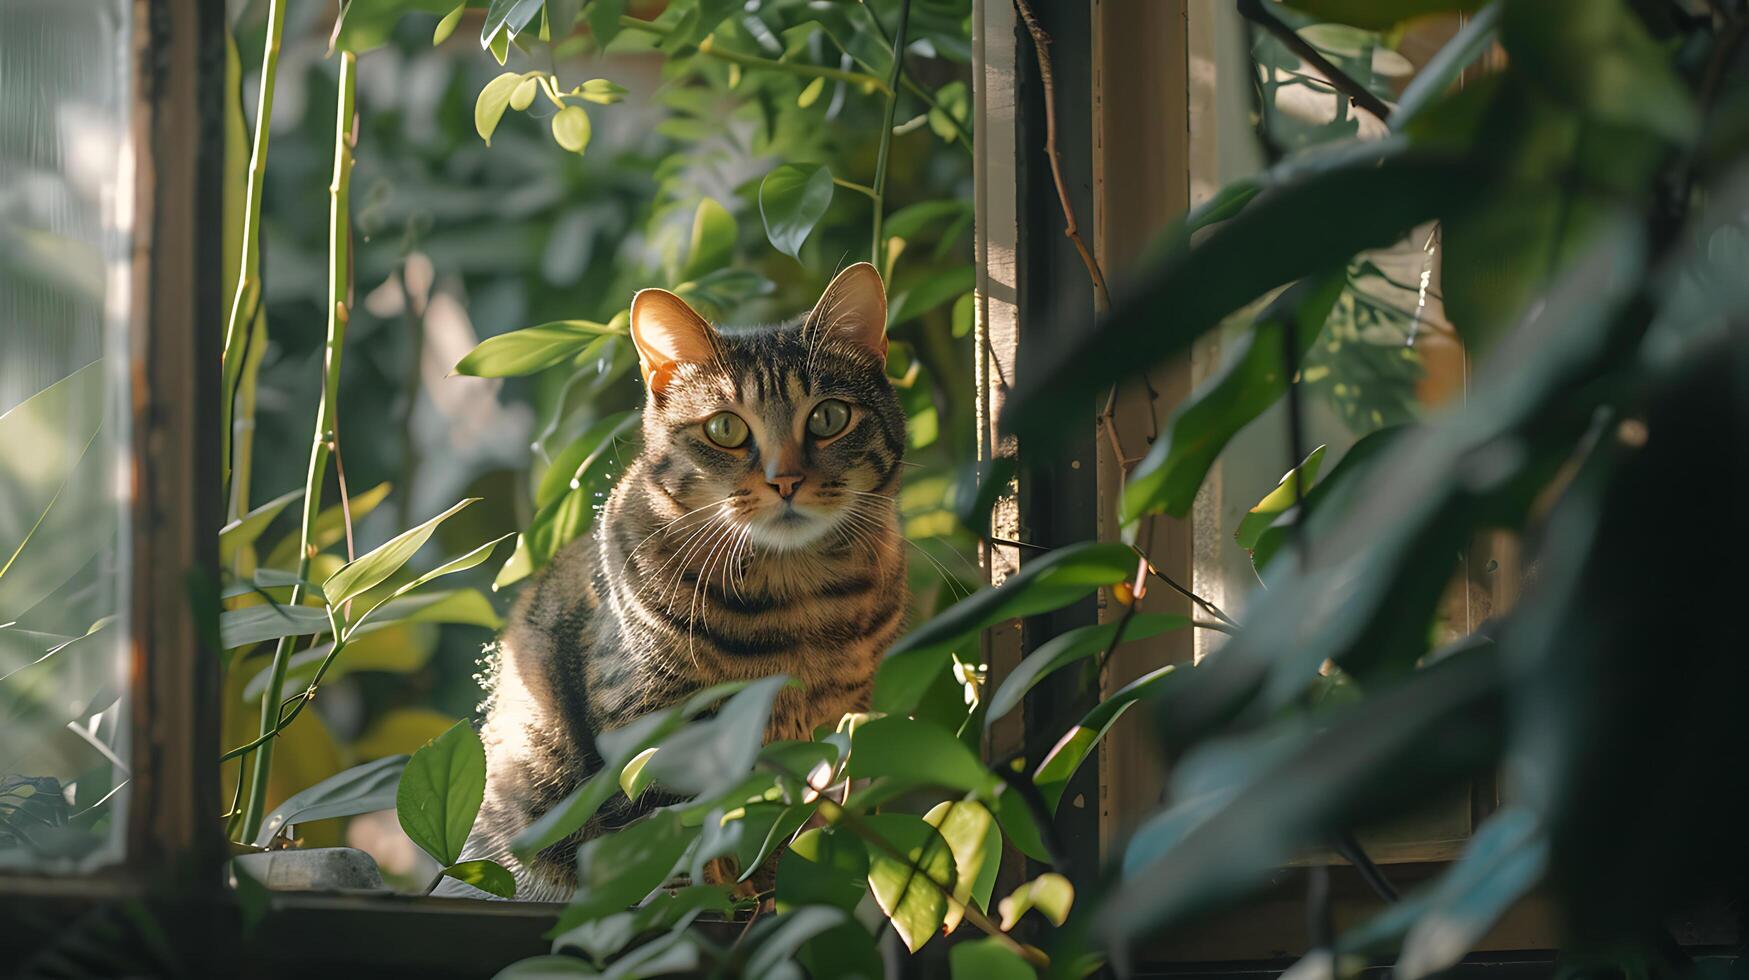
<box><xmin>324</xmin><ymin>498</ymin><xmax>478</xmax><ymax>606</ymax></box>
<box><xmin>1234</xmin><ymin>446</ymin><xmax>1326</xmax><ymax>551</ymax></box>
<box><xmin>1033</xmin><ymin>664</ymin><xmax>1177</xmax><ymax>811</ymax></box>
<box><xmin>862</xmin><ymin>812</ymin><xmax>956</xmax><ymax>952</ymax></box>
<box><xmin>984</xmin><ymin>613</ymin><xmax>1189</xmax><ymax>727</ymax></box>
<box><xmin>681</xmin><ymin>198</ymin><xmax>736</xmax><ymax>281</ymax></box>
<box><xmin>777</xmin><ymin>827</ymin><xmax>868</xmax><ymax>913</ymax></box>
<box><xmin>444</xmin><ymin>858</ymin><xmax>517</xmax><ymax>899</ymax></box>
<box><xmin>643</xmin><ymin>675</ymin><xmax>787</xmax><ymax>798</ymax></box>
<box><xmin>923</xmin><ymin>800</ymin><xmax>996</xmax><ymax>934</ymax></box>
<box><xmin>433</xmin><ymin>4</ymin><xmax>464</xmax><ymax>45</ymax></box>
<box><xmin>397</xmin><ymin>720</ymin><xmax>486</xmax><ymax>866</ymax></box>
<box><xmin>475</xmin><ymin>72</ymin><xmax>523</xmax><ymax>146</ymax></box>
<box><xmin>219</xmin><ymin>488</ymin><xmax>301</xmax><ymax>566</ymax></box>
<box><xmin>455</xmin><ymin>321</ymin><xmax>621</xmax><ymax>378</ymax></box>
<box><xmin>998</xmin><ymin>873</ymin><xmax>1073</xmax><ymax>929</ymax></box>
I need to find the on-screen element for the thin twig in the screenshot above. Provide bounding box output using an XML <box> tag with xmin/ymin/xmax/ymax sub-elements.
<box><xmin>1237</xmin><ymin>0</ymin><xmax>1389</xmax><ymax>123</ymax></box>
<box><xmin>1139</xmin><ymin>552</ymin><xmax>1239</xmax><ymax>628</ymax></box>
<box><xmin>1012</xmin><ymin>0</ymin><xmax>1112</xmax><ymax>314</ymax></box>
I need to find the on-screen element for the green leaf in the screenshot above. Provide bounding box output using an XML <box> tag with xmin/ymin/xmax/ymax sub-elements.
<box><xmin>998</xmin><ymin>873</ymin><xmax>1073</xmax><ymax>929</ymax></box>
<box><xmin>551</xmin><ymin>886</ymin><xmax>732</xmax><ymax>963</ymax></box>
<box><xmin>488</xmin><ymin>24</ymin><xmax>510</xmax><ymax>63</ymax></box>
<box><xmin>618</xmin><ymin>746</ymin><xmax>659</xmax><ymax>801</ymax></box>
<box><xmin>1032</xmin><ymin>664</ymin><xmax>1177</xmax><ymax>811</ymax></box>
<box><xmin>681</xmin><ymin>198</ymin><xmax>736</xmax><ymax>281</ymax></box>
<box><xmin>1122</xmin><ymin>272</ymin><xmax>1344</xmax><ymax>522</ymax></box>
<box><xmin>1234</xmin><ymin>446</ymin><xmax>1326</xmax><ymax>551</ymax></box>
<box><xmin>797</xmin><ymin>922</ymin><xmax>884</xmax><ymax>980</ymax></box>
<box><xmin>862</xmin><ymin>813</ymin><xmax>957</xmax><ymax>953</ymax></box>
<box><xmin>263</xmin><ymin>481</ymin><xmax>393</xmax><ymax>571</ymax></box>
<box><xmin>874</xmin><ymin>542</ymin><xmax>1135</xmax><ymax>714</ymax></box>
<box><xmin>744</xmin><ymin>906</ymin><xmax>847</xmax><ymax>978</ymax></box>
<box><xmin>324</xmin><ymin>498</ymin><xmax>478</xmax><ymax>607</ymax></box>
<box><xmin>883</xmin><ymin>200</ymin><xmax>973</xmax><ymax>241</ymax></box>
<box><xmin>758</xmin><ymin>164</ymin><xmax>834</xmax><ymax>259</ymax></box>
<box><xmin>889</xmin><ymin>266</ymin><xmax>975</xmax><ymax>327</ymax></box>
<box><xmin>534</xmin><ymin>409</ymin><xmax>639</xmax><ymax>510</ymax></box>
<box><xmin>556</xmin><ymin>810</ymin><xmax>695</xmax><ymax>930</ymax></box>
<box><xmin>1001</xmin><ymin>146</ymin><xmax>1475</xmax><ymax>448</ymax></box>
<box><xmin>777</xmin><ymin>827</ymin><xmax>868</xmax><ymax>913</ymax></box>
<box><xmin>552</xmin><ymin>105</ymin><xmax>591</xmax><ymax>154</ymax></box>
<box><xmin>796</xmin><ymin>76</ymin><xmax>826</xmax><ymax>109</ymax></box>
<box><xmin>984</xmin><ymin>613</ymin><xmax>1189</xmax><ymax>727</ymax></box>
<box><xmin>1278</xmin><ymin>0</ymin><xmax>1484</xmax><ymax>29</ymax></box>
<box><xmin>254</xmin><ymin>754</ymin><xmax>408</xmax><ymax>848</ymax></box>
<box><xmin>351</xmin><ymin>535</ymin><xmax>512</xmax><ymax>627</ymax></box>
<box><xmin>923</xmin><ymin>800</ymin><xmax>996</xmax><ymax>934</ymax></box>
<box><xmin>457</xmin><ymin>322</ymin><xmax>626</xmax><ymax>379</ymax></box>
<box><xmin>1250</xmin><ymin>428</ymin><xmax>1402</xmax><ymax>573</ymax></box>
<box><xmin>397</xmin><ymin>719</ymin><xmax>487</xmax><ymax>866</ymax></box>
<box><xmin>950</xmin><ymin>938</ymin><xmax>1034</xmax><ymax>980</ymax></box>
<box><xmin>475</xmin><ymin>72</ymin><xmax>523</xmax><ymax>146</ymax></box>
<box><xmin>1501</xmin><ymin>0</ymin><xmax>1697</xmax><ymax>144</ymax></box>
<box><xmin>433</xmin><ymin>3</ymin><xmax>465</xmax><ymax>44</ymax></box>
<box><xmin>643</xmin><ymin>674</ymin><xmax>787</xmax><ymax>798</ymax></box>
<box><xmin>848</xmin><ymin>717</ymin><xmax>995</xmax><ymax>795</ymax></box>
<box><xmin>991</xmin><ymin>784</ymin><xmax>1050</xmax><ymax>862</ymax></box>
<box><xmin>219</xmin><ymin>488</ymin><xmax>301</xmax><ymax>566</ymax></box>
<box><xmin>444</xmin><ymin>858</ymin><xmax>517</xmax><ymax>899</ymax></box>
<box><xmin>0</xmin><ymin>361</ymin><xmax>110</xmax><ymax>621</ymax></box>
<box><xmin>220</xmin><ymin>603</ymin><xmax>330</xmax><ymax>649</ymax></box>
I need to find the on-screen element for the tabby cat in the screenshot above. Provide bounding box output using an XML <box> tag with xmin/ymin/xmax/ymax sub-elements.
<box><xmin>450</xmin><ymin>263</ymin><xmax>908</xmax><ymax>900</ymax></box>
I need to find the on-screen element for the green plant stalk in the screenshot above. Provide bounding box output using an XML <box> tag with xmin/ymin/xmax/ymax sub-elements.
<box><xmin>836</xmin><ymin>2</ymin><xmax>972</xmax><ymax>149</ymax></box>
<box><xmin>868</xmin><ymin>0</ymin><xmax>913</xmax><ymax>264</ymax></box>
<box><xmin>227</xmin><ymin>310</ymin><xmax>267</xmax><ymax>536</ymax></box>
<box><xmin>221</xmin><ymin>0</ymin><xmax>285</xmax><ymax>495</ymax></box>
<box><xmin>239</xmin><ymin>51</ymin><xmax>357</xmax><ymax>841</ymax></box>
<box><xmin>615</xmin><ymin>15</ymin><xmax>889</xmax><ymax>93</ymax></box>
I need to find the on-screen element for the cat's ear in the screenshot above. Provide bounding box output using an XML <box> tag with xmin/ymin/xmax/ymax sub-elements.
<box><xmin>630</xmin><ymin>288</ymin><xmax>716</xmax><ymax>393</ymax></box>
<box><xmin>806</xmin><ymin>262</ymin><xmax>888</xmax><ymax>359</ymax></box>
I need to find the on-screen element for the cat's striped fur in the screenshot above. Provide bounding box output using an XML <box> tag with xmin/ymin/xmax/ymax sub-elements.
<box><xmin>452</xmin><ymin>264</ymin><xmax>906</xmax><ymax>900</ymax></box>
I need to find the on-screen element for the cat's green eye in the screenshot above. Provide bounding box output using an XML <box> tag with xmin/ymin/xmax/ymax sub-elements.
<box><xmin>703</xmin><ymin>412</ymin><xmax>749</xmax><ymax>449</ymax></box>
<box><xmin>807</xmin><ymin>399</ymin><xmax>851</xmax><ymax>438</ymax></box>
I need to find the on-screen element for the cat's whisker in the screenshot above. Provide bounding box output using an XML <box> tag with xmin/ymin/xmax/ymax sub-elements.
<box><xmin>620</xmin><ymin>496</ymin><xmax>735</xmax><ymax>577</ymax></box>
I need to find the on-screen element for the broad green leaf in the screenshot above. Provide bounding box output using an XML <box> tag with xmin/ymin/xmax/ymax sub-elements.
<box><xmin>1278</xmin><ymin>0</ymin><xmax>1484</xmax><ymax>29</ymax></box>
<box><xmin>397</xmin><ymin>719</ymin><xmax>487</xmax><ymax>866</ymax></box>
<box><xmin>253</xmin><ymin>754</ymin><xmax>408</xmax><ymax>847</ymax></box>
<box><xmin>1001</xmin><ymin>145</ymin><xmax>1475</xmax><ymax>448</ymax></box>
<box><xmin>454</xmin><ymin>321</ymin><xmax>621</xmax><ymax>378</ymax></box>
<box><xmin>759</xmin><ymin>164</ymin><xmax>834</xmax><ymax>259</ymax></box>
<box><xmin>444</xmin><ymin>858</ymin><xmax>517</xmax><ymax>899</ymax></box>
<box><xmin>535</xmin><ymin>410</ymin><xmax>640</xmax><ymax>509</ymax></box>
<box><xmin>923</xmin><ymin>800</ymin><xmax>995</xmax><ymax>934</ymax></box>
<box><xmin>551</xmin><ymin>886</ymin><xmax>732</xmax><ymax>963</ymax></box>
<box><xmin>1108</xmin><ymin>649</ymin><xmax>1505</xmax><ymax>945</ymax></box>
<box><xmin>475</xmin><ymin>72</ymin><xmax>523</xmax><ymax>146</ymax></box>
<box><xmin>889</xmin><ymin>266</ymin><xmax>975</xmax><ymax>327</ymax></box>
<box><xmin>1501</xmin><ymin>0</ymin><xmax>1697</xmax><ymax>144</ymax></box>
<box><xmin>743</xmin><ymin>905</ymin><xmax>846</xmax><ymax>978</ymax></box>
<box><xmin>220</xmin><ymin>603</ymin><xmax>330</xmax><ymax>649</ymax></box>
<box><xmin>333</xmin><ymin>0</ymin><xmax>456</xmax><ymax>51</ymax></box>
<box><xmin>681</xmin><ymin>198</ymin><xmax>736</xmax><ymax>281</ymax></box>
<box><xmin>1122</xmin><ymin>272</ymin><xmax>1344</xmax><ymax>522</ymax></box>
<box><xmin>552</xmin><ymin>106</ymin><xmax>591</xmax><ymax>154</ymax></box>
<box><xmin>874</xmin><ymin>542</ymin><xmax>1135</xmax><ymax>714</ymax></box>
<box><xmin>984</xmin><ymin>613</ymin><xmax>1189</xmax><ymax>727</ymax></box>
<box><xmin>862</xmin><ymin>813</ymin><xmax>957</xmax><ymax>952</ymax></box>
<box><xmin>848</xmin><ymin>717</ymin><xmax>995</xmax><ymax>795</ymax></box>
<box><xmin>1033</xmin><ymin>665</ymin><xmax>1177</xmax><ymax>811</ymax></box>
<box><xmin>797</xmin><ymin>922</ymin><xmax>884</xmax><ymax>980</ymax></box>
<box><xmin>433</xmin><ymin>4</ymin><xmax>465</xmax><ymax>45</ymax></box>
<box><xmin>643</xmin><ymin>675</ymin><xmax>787</xmax><ymax>798</ymax></box>
<box><xmin>324</xmin><ymin>498</ymin><xmax>478</xmax><ymax>607</ymax></box>
<box><xmin>0</xmin><ymin>361</ymin><xmax>110</xmax><ymax>620</ymax></box>
<box><xmin>1234</xmin><ymin>446</ymin><xmax>1326</xmax><ymax>551</ymax></box>
<box><xmin>219</xmin><ymin>488</ymin><xmax>301</xmax><ymax>565</ymax></box>
<box><xmin>777</xmin><ymin>827</ymin><xmax>868</xmax><ymax>913</ymax></box>
<box><xmin>556</xmin><ymin>810</ymin><xmax>695</xmax><ymax>929</ymax></box>
<box><xmin>950</xmin><ymin>938</ymin><xmax>1034</xmax><ymax>980</ymax></box>
<box><xmin>998</xmin><ymin>873</ymin><xmax>1073</xmax><ymax>929</ymax></box>
<box><xmin>352</xmin><ymin>534</ymin><xmax>512</xmax><ymax>626</ymax></box>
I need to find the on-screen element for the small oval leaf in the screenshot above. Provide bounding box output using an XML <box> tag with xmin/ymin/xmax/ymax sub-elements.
<box><xmin>551</xmin><ymin>105</ymin><xmax>591</xmax><ymax>153</ymax></box>
<box><xmin>758</xmin><ymin>164</ymin><xmax>834</xmax><ymax>259</ymax></box>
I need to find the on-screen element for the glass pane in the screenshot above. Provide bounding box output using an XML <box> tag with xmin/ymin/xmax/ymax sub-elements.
<box><xmin>0</xmin><ymin>0</ymin><xmax>134</xmax><ymax>871</ymax></box>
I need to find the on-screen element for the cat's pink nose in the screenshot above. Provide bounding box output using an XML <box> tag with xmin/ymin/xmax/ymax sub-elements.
<box><xmin>768</xmin><ymin>473</ymin><xmax>804</xmax><ymax>500</ymax></box>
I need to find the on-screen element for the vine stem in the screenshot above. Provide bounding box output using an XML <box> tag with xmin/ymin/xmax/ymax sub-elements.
<box><xmin>240</xmin><ymin>51</ymin><xmax>358</xmax><ymax>841</ymax></box>
<box><xmin>615</xmin><ymin>16</ymin><xmax>889</xmax><ymax>93</ymax></box>
<box><xmin>1012</xmin><ymin>0</ymin><xmax>1111</xmax><ymax>315</ymax></box>
<box><xmin>868</xmin><ymin>0</ymin><xmax>914</xmax><ymax>265</ymax></box>
<box><xmin>221</xmin><ymin>0</ymin><xmax>284</xmax><ymax>501</ymax></box>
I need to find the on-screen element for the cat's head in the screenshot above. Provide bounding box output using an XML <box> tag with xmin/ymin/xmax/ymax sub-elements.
<box><xmin>628</xmin><ymin>263</ymin><xmax>905</xmax><ymax>552</ymax></box>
